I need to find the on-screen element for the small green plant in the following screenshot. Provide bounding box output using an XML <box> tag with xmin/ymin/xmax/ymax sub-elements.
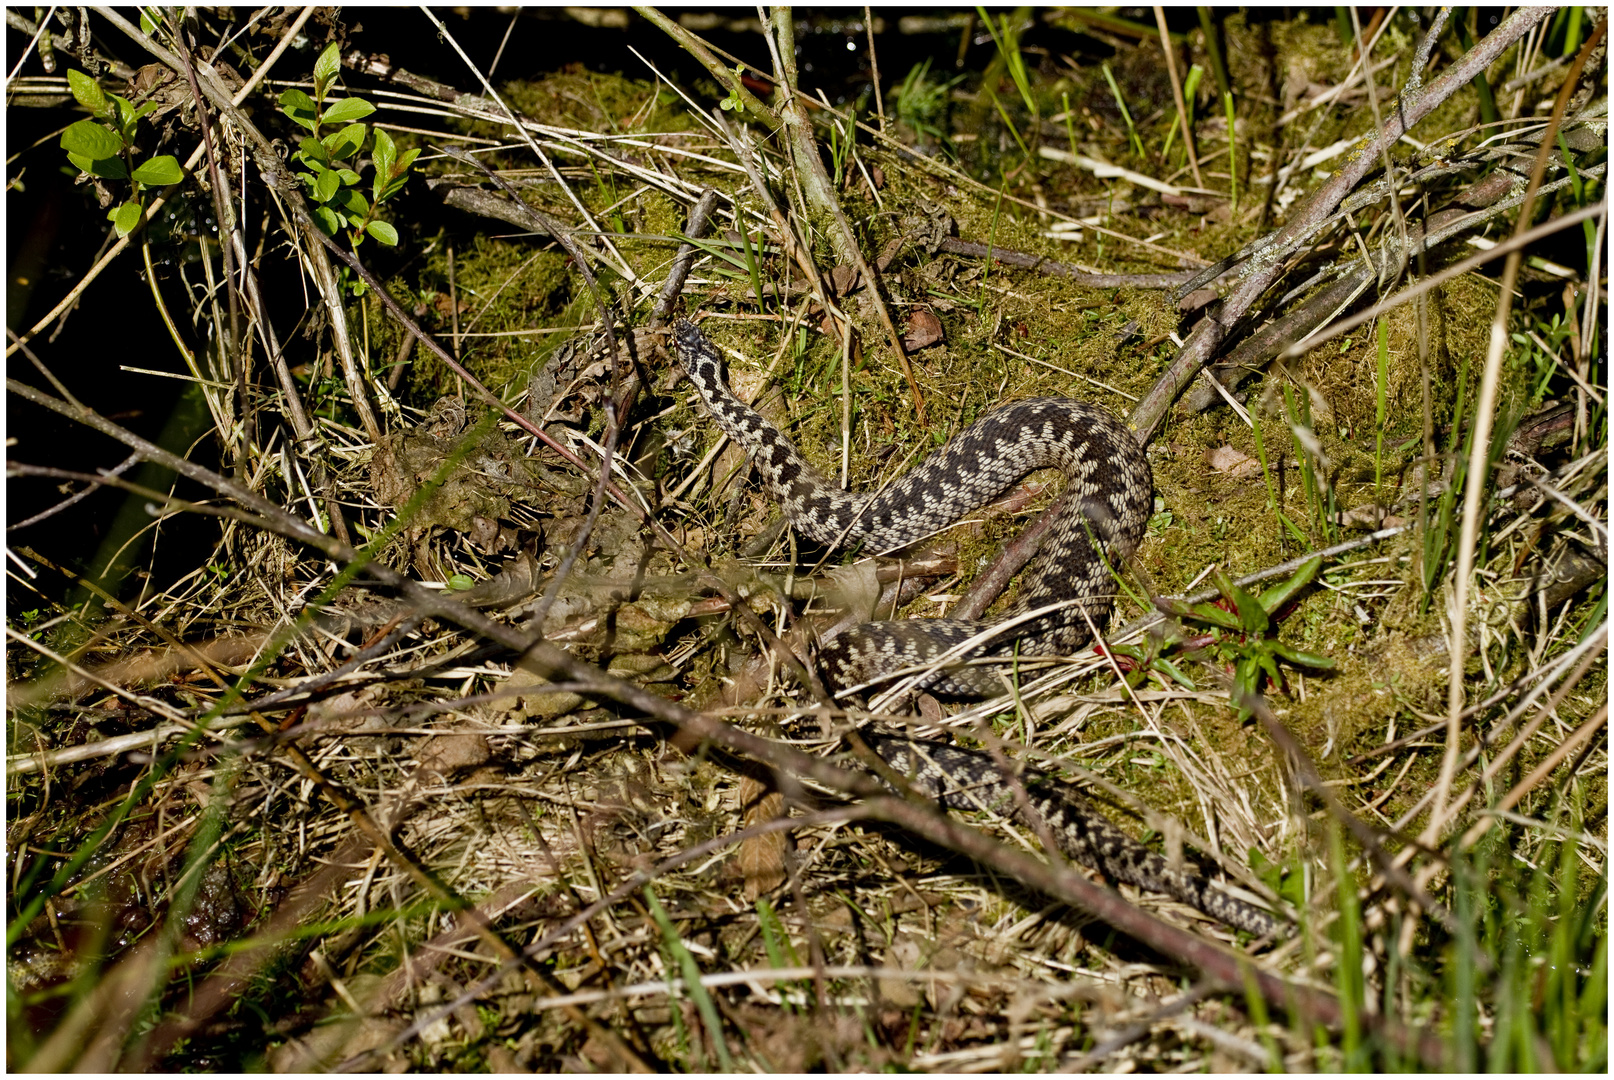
<box><xmin>1223</xmin><ymin>90</ymin><xmax>1239</xmax><ymax>215</ymax></box>
<box><xmin>1248</xmin><ymin>846</ymin><xmax>1306</xmax><ymax>911</ymax></box>
<box><xmin>755</xmin><ymin>896</ymin><xmax>802</xmax><ymax>1012</ymax></box>
<box><xmin>59</xmin><ymin>68</ymin><xmax>184</xmax><ymax>237</ymax></box>
<box><xmin>1101</xmin><ymin>630</ymin><xmax>1197</xmax><ymax>693</ymax></box>
<box><xmin>278</xmin><ymin>41</ymin><xmax>417</xmax><ymax>268</ymax></box>
<box><xmin>1453</xmin><ymin>13</ymin><xmax>1502</xmax><ymax>130</ymax></box>
<box><xmin>718</xmin><ymin>63</ymin><xmax>750</xmax><ymax>116</ymax></box>
<box><xmin>674</xmin><ymin>229</ymin><xmax>776</xmax><ymax>314</ymax></box>
<box><xmin>1162</xmin><ymin>63</ymin><xmax>1204</xmax><ymax>164</ymax></box>
<box><xmin>1514</xmin><ymin>311</ymin><xmax>1577</xmax><ymax>404</ymax></box>
<box><xmin>1100</xmin><ymin>62</ymin><xmax>1145</xmax><ymax>159</ymax></box>
<box><xmin>1248</xmin><ymin>393</ymin><xmax>1308</xmax><ymax>547</ymax></box>
<box><xmin>1155</xmin><ymin>556</ymin><xmax>1336</xmax><ymax>722</ymax></box>
<box><xmin>646</xmin><ymin>886</ymin><xmax>734</xmax><ymax>1071</ymax></box>
<box><xmin>1061</xmin><ymin>88</ymin><xmax>1079</xmax><ymax>158</ymax></box>
<box><xmin>1282</xmin><ymin>382</ymin><xmax>1337</xmax><ymax>542</ymax></box>
<box><xmin>826</xmin><ymin>99</ymin><xmax>862</xmax><ymax>188</ymax></box>
<box><xmin>738</xmin><ymin>227</ymin><xmax>768</xmax><ymax>314</ymax></box>
<box><xmin>894</xmin><ymin>58</ymin><xmax>962</xmax><ymax>153</ymax></box>
<box><xmin>977</xmin><ymin>6</ymin><xmax>1037</xmax><ymax>122</ymax></box>
<box><xmin>977</xmin><ymin>6</ymin><xmax>1038</xmax><ymax>162</ymax></box>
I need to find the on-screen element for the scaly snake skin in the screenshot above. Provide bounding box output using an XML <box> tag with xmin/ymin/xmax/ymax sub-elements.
<box><xmin>675</xmin><ymin>320</ymin><xmax>1281</xmax><ymax>937</ymax></box>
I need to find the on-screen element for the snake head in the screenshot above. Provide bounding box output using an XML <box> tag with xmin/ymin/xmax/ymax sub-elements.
<box><xmin>673</xmin><ymin>319</ymin><xmax>716</xmax><ymax>371</ymax></box>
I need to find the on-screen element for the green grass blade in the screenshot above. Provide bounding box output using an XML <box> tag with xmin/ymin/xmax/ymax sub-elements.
<box><xmin>646</xmin><ymin>886</ymin><xmax>735</xmax><ymax>1071</ymax></box>
<box><xmin>1101</xmin><ymin>62</ymin><xmax>1145</xmax><ymax>159</ymax></box>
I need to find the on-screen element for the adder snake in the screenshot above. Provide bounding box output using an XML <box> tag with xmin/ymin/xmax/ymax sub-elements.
<box><xmin>674</xmin><ymin>319</ymin><xmax>1281</xmax><ymax>937</ymax></box>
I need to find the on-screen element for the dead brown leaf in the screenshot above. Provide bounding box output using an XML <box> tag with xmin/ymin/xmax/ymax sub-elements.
<box><xmin>735</xmin><ymin>775</ymin><xmax>788</xmax><ymax>900</ymax></box>
<box><xmin>1205</xmin><ymin>444</ymin><xmax>1262</xmax><ymax>479</ymax></box>
<box><xmin>903</xmin><ymin>308</ymin><xmax>945</xmax><ymax>351</ymax></box>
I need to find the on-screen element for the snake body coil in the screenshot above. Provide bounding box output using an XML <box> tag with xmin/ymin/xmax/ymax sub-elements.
<box><xmin>676</xmin><ymin>320</ymin><xmax>1153</xmax><ymax>694</ymax></box>
<box><xmin>675</xmin><ymin>320</ymin><xmax>1280</xmax><ymax>937</ymax></box>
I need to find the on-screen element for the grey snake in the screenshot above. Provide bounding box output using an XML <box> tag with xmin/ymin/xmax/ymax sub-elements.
<box><xmin>674</xmin><ymin>319</ymin><xmax>1282</xmax><ymax>937</ymax></box>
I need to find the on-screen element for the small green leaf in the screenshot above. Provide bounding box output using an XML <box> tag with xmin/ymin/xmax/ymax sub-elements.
<box><xmin>371</xmin><ymin>128</ymin><xmax>396</xmax><ymax>197</ymax></box>
<box><xmin>1256</xmin><ymin>556</ymin><xmax>1321</xmax><ymax>615</ymax></box>
<box><xmin>333</xmin><ymin>167</ymin><xmax>362</xmax><ymax>186</ymax></box>
<box><xmin>330</xmin><ymin>187</ymin><xmax>369</xmax><ymax>215</ymax></box>
<box><xmin>365</xmin><ymin>220</ymin><xmax>399</xmax><ymax>246</ymax></box>
<box><xmin>447</xmin><ymin>573</ymin><xmax>475</xmax><ymax>591</ymax></box>
<box><xmin>322</xmin><ymin>122</ymin><xmax>368</xmax><ymax>161</ymax></box>
<box><xmin>110</xmin><ymin>200</ymin><xmax>143</xmax><ymax>237</ymax></box>
<box><xmin>1267</xmin><ymin>641</ymin><xmax>1337</xmax><ymax>670</ymax></box>
<box><xmin>107</xmin><ymin>93</ymin><xmax>150</xmax><ymax>139</ymax></box>
<box><xmin>296</xmin><ymin>136</ymin><xmax>332</xmax><ymax>168</ymax></box>
<box><xmin>1161</xmin><ymin>596</ymin><xmax>1244</xmax><ymax>632</ymax></box>
<box><xmin>312</xmin><ymin>205</ymin><xmax>342</xmax><ymax>235</ymax></box>
<box><xmin>1234</xmin><ymin>655</ymin><xmax>1259</xmax><ymax>692</ymax></box>
<box><xmin>1213</xmin><ymin>569</ymin><xmax>1269</xmax><ymax>635</ymax></box>
<box><xmin>67</xmin><ymin>150</ymin><xmax>128</xmax><ymax>181</ymax></box>
<box><xmin>1249</xmin><ymin>849</ymin><xmax>1305</xmax><ymax>908</ymax></box>
<box><xmin>131</xmin><ymin>155</ymin><xmax>182</xmax><ymax>186</ymax></box>
<box><xmin>1193</xmin><ymin>602</ymin><xmax>1244</xmax><ymax>631</ymax></box>
<box><xmin>66</xmin><ymin>69</ymin><xmax>108</xmax><ymax>114</ymax></box>
<box><xmin>61</xmin><ymin>119</ymin><xmax>123</xmax><ymax>159</ymax></box>
<box><xmin>279</xmin><ymin>88</ymin><xmax>319</xmax><ymax>131</ymax></box>
<box><xmin>140</xmin><ymin>10</ymin><xmax>159</xmax><ymax>34</ymax></box>
<box><xmin>1232</xmin><ymin>657</ymin><xmax>1261</xmax><ymax>719</ymax></box>
<box><xmin>313</xmin><ymin>41</ymin><xmax>342</xmax><ymax>96</ymax></box>
<box><xmin>377</xmin><ymin>146</ymin><xmax>419</xmax><ymax>203</ymax></box>
<box><xmin>1255</xmin><ymin>646</ymin><xmax>1281</xmax><ymax>687</ymax></box>
<box><xmin>311</xmin><ymin>164</ymin><xmax>340</xmax><ymax>203</ymax></box>
<box><xmin>1151</xmin><ymin>656</ymin><xmax>1195</xmax><ymax>690</ymax></box>
<box><xmin>321</xmin><ymin>96</ymin><xmax>375</xmax><ymax>126</ymax></box>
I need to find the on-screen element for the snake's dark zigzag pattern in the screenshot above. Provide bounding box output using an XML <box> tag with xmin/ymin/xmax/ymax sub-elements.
<box><xmin>862</xmin><ymin>733</ymin><xmax>1281</xmax><ymax>936</ymax></box>
<box><xmin>676</xmin><ymin>320</ymin><xmax>1153</xmax><ymax>695</ymax></box>
<box><xmin>675</xmin><ymin>320</ymin><xmax>1281</xmax><ymax>937</ymax></box>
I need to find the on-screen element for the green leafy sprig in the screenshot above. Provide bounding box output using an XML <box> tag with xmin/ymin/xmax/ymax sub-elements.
<box><xmin>1153</xmin><ymin>556</ymin><xmax>1336</xmax><ymax>721</ymax></box>
<box><xmin>59</xmin><ymin>68</ymin><xmax>184</xmax><ymax>237</ymax></box>
<box><xmin>277</xmin><ymin>42</ymin><xmax>417</xmax><ymax>259</ymax></box>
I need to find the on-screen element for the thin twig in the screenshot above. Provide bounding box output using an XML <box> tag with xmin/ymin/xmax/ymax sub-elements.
<box><xmin>864</xmin><ymin>6</ymin><xmax>884</xmax><ymax>132</ymax></box>
<box><xmin>1153</xmin><ymin>5</ymin><xmax>1204</xmax><ymax>190</ymax></box>
<box><xmin>937</xmin><ymin>237</ymin><xmax>1195</xmax><ymax>289</ymax></box>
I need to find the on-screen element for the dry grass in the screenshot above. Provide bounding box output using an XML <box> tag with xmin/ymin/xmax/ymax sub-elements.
<box><xmin>6</xmin><ymin>7</ymin><xmax>1606</xmax><ymax>1072</ymax></box>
